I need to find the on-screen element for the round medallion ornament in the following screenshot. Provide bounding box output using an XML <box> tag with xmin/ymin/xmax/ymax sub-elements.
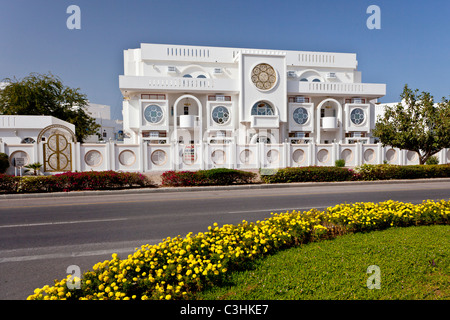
<box><xmin>350</xmin><ymin>108</ymin><xmax>365</xmax><ymax>125</ymax></box>
<box><xmin>144</xmin><ymin>105</ymin><xmax>164</xmax><ymax>124</ymax></box>
<box><xmin>251</xmin><ymin>63</ymin><xmax>277</xmax><ymax>90</ymax></box>
<box><xmin>293</xmin><ymin>107</ymin><xmax>309</xmax><ymax>125</ymax></box>
<box><xmin>85</xmin><ymin>150</ymin><xmax>103</xmax><ymax>167</ymax></box>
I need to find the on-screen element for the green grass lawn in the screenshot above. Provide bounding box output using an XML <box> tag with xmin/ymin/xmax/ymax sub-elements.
<box><xmin>196</xmin><ymin>225</ymin><xmax>449</xmax><ymax>300</ymax></box>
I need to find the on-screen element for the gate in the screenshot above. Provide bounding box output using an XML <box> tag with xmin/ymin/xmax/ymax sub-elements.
<box><xmin>43</xmin><ymin>133</ymin><xmax>72</xmax><ymax>172</ymax></box>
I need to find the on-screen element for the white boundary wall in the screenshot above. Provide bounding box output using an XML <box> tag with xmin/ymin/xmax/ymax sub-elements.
<box><xmin>1</xmin><ymin>140</ymin><xmax>449</xmax><ymax>175</ymax></box>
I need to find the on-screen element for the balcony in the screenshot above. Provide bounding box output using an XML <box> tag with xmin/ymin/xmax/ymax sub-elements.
<box><xmin>178</xmin><ymin>115</ymin><xmax>199</xmax><ymax>129</ymax></box>
<box><xmin>321</xmin><ymin>117</ymin><xmax>337</xmax><ymax>131</ymax></box>
<box><xmin>287</xmin><ymin>81</ymin><xmax>386</xmax><ymax>98</ymax></box>
<box><xmin>251</xmin><ymin>115</ymin><xmax>279</xmax><ymax>129</ymax></box>
<box><xmin>119</xmin><ymin>76</ymin><xmax>238</xmax><ymax>93</ymax></box>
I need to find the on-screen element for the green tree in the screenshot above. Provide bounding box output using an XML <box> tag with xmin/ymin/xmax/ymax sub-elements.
<box><xmin>0</xmin><ymin>72</ymin><xmax>100</xmax><ymax>142</ymax></box>
<box><xmin>0</xmin><ymin>153</ymin><xmax>9</xmax><ymax>174</ymax></box>
<box><xmin>373</xmin><ymin>85</ymin><xmax>450</xmax><ymax>165</ymax></box>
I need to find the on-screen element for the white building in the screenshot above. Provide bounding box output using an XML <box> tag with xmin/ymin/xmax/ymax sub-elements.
<box><xmin>84</xmin><ymin>103</ymin><xmax>124</xmax><ymax>143</ymax></box>
<box><xmin>119</xmin><ymin>43</ymin><xmax>387</xmax><ymax>147</ymax></box>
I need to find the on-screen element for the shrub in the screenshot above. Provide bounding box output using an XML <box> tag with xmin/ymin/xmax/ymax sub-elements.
<box><xmin>161</xmin><ymin>169</ymin><xmax>256</xmax><ymax>187</ymax></box>
<box><xmin>353</xmin><ymin>164</ymin><xmax>386</xmax><ymax>180</ymax></box>
<box><xmin>261</xmin><ymin>166</ymin><xmax>355</xmax><ymax>183</ymax></box>
<box><xmin>0</xmin><ymin>174</ymin><xmax>19</xmax><ymax>192</ymax></box>
<box><xmin>0</xmin><ymin>153</ymin><xmax>9</xmax><ymax>174</ymax></box>
<box><xmin>198</xmin><ymin>168</ymin><xmax>256</xmax><ymax>185</ymax></box>
<box><xmin>426</xmin><ymin>156</ymin><xmax>439</xmax><ymax>165</ymax></box>
<box><xmin>0</xmin><ymin>171</ymin><xmax>153</xmax><ymax>193</ymax></box>
<box><xmin>354</xmin><ymin>163</ymin><xmax>450</xmax><ymax>181</ymax></box>
<box><xmin>26</xmin><ymin>199</ymin><xmax>450</xmax><ymax>300</ymax></box>
<box><xmin>335</xmin><ymin>159</ymin><xmax>345</xmax><ymax>167</ymax></box>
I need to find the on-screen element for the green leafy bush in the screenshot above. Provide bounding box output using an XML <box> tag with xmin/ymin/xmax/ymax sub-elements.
<box><xmin>261</xmin><ymin>166</ymin><xmax>355</xmax><ymax>183</ymax></box>
<box><xmin>335</xmin><ymin>159</ymin><xmax>345</xmax><ymax>167</ymax></box>
<box><xmin>0</xmin><ymin>153</ymin><xmax>9</xmax><ymax>174</ymax></box>
<box><xmin>161</xmin><ymin>168</ymin><xmax>257</xmax><ymax>187</ymax></box>
<box><xmin>354</xmin><ymin>164</ymin><xmax>450</xmax><ymax>180</ymax></box>
<box><xmin>198</xmin><ymin>168</ymin><xmax>257</xmax><ymax>185</ymax></box>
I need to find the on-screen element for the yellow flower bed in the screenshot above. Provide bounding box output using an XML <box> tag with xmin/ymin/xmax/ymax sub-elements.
<box><xmin>27</xmin><ymin>199</ymin><xmax>449</xmax><ymax>300</ymax></box>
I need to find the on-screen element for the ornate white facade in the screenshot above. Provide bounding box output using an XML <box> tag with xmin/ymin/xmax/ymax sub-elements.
<box><xmin>120</xmin><ymin>43</ymin><xmax>386</xmax><ymax>147</ymax></box>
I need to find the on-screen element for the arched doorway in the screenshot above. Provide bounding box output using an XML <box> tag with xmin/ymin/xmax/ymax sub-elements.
<box><xmin>316</xmin><ymin>98</ymin><xmax>343</xmax><ymax>144</ymax></box>
<box><xmin>37</xmin><ymin>124</ymin><xmax>76</xmax><ymax>172</ymax></box>
<box><xmin>173</xmin><ymin>94</ymin><xmax>203</xmax><ymax>144</ymax></box>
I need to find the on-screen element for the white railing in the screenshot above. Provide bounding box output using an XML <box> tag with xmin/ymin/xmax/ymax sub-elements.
<box><xmin>148</xmin><ymin>78</ymin><xmax>213</xmax><ymax>89</ymax></box>
<box><xmin>288</xmin><ymin>81</ymin><xmax>386</xmax><ymax>97</ymax></box>
<box><xmin>119</xmin><ymin>76</ymin><xmax>238</xmax><ymax>92</ymax></box>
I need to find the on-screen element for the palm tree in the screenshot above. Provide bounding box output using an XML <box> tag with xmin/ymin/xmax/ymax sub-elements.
<box><xmin>25</xmin><ymin>162</ymin><xmax>43</xmax><ymax>175</ymax></box>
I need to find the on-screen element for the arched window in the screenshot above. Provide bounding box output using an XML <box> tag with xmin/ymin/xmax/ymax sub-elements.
<box><xmin>197</xmin><ymin>74</ymin><xmax>207</xmax><ymax>78</ymax></box>
<box><xmin>182</xmin><ymin>74</ymin><xmax>192</xmax><ymax>78</ymax></box>
<box><xmin>251</xmin><ymin>101</ymin><xmax>274</xmax><ymax>116</ymax></box>
<box><xmin>21</xmin><ymin>137</ymin><xmax>35</xmax><ymax>144</ymax></box>
<box><xmin>312</xmin><ymin>78</ymin><xmax>321</xmax><ymax>82</ymax></box>
<box><xmin>300</xmin><ymin>78</ymin><xmax>308</xmax><ymax>82</ymax></box>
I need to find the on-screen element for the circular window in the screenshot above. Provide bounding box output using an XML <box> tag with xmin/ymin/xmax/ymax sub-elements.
<box><xmin>317</xmin><ymin>149</ymin><xmax>329</xmax><ymax>163</ymax></box>
<box><xmin>292</xmin><ymin>149</ymin><xmax>305</xmax><ymax>164</ymax></box>
<box><xmin>386</xmin><ymin>149</ymin><xmax>397</xmax><ymax>162</ymax></box>
<box><xmin>118</xmin><ymin>150</ymin><xmax>136</xmax><ymax>166</ymax></box>
<box><xmin>85</xmin><ymin>150</ymin><xmax>103</xmax><ymax>167</ymax></box>
<box><xmin>211</xmin><ymin>150</ymin><xmax>226</xmax><ymax>165</ymax></box>
<box><xmin>341</xmin><ymin>149</ymin><xmax>353</xmax><ymax>163</ymax></box>
<box><xmin>144</xmin><ymin>105</ymin><xmax>164</xmax><ymax>124</ymax></box>
<box><xmin>267</xmin><ymin>149</ymin><xmax>279</xmax><ymax>164</ymax></box>
<box><xmin>251</xmin><ymin>63</ymin><xmax>277</xmax><ymax>90</ymax></box>
<box><xmin>211</xmin><ymin>106</ymin><xmax>230</xmax><ymax>125</ymax></box>
<box><xmin>364</xmin><ymin>149</ymin><xmax>375</xmax><ymax>163</ymax></box>
<box><xmin>350</xmin><ymin>108</ymin><xmax>365</xmax><ymax>125</ymax></box>
<box><xmin>151</xmin><ymin>150</ymin><xmax>167</xmax><ymax>166</ymax></box>
<box><xmin>293</xmin><ymin>107</ymin><xmax>309</xmax><ymax>125</ymax></box>
<box><xmin>239</xmin><ymin>149</ymin><xmax>253</xmax><ymax>164</ymax></box>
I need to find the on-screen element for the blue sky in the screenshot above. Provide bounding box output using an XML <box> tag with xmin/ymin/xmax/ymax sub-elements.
<box><xmin>1</xmin><ymin>0</ymin><xmax>449</xmax><ymax>120</ymax></box>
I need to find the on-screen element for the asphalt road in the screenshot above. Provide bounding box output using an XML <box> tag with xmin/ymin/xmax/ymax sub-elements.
<box><xmin>0</xmin><ymin>179</ymin><xmax>449</xmax><ymax>300</ymax></box>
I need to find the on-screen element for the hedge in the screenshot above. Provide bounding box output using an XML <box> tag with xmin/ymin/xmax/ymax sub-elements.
<box><xmin>2</xmin><ymin>164</ymin><xmax>450</xmax><ymax>193</ymax></box>
<box><xmin>161</xmin><ymin>168</ymin><xmax>257</xmax><ymax>187</ymax></box>
<box><xmin>354</xmin><ymin>163</ymin><xmax>450</xmax><ymax>181</ymax></box>
<box><xmin>261</xmin><ymin>164</ymin><xmax>450</xmax><ymax>183</ymax></box>
<box><xmin>261</xmin><ymin>166</ymin><xmax>357</xmax><ymax>183</ymax></box>
<box><xmin>0</xmin><ymin>171</ymin><xmax>153</xmax><ymax>193</ymax></box>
